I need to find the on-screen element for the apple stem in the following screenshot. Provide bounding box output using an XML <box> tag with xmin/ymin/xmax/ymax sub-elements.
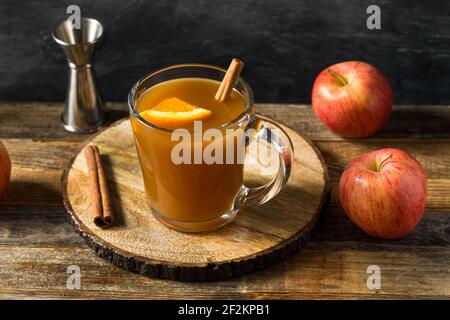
<box><xmin>377</xmin><ymin>154</ymin><xmax>393</xmax><ymax>172</ymax></box>
<box><xmin>328</xmin><ymin>69</ymin><xmax>348</xmax><ymax>86</ymax></box>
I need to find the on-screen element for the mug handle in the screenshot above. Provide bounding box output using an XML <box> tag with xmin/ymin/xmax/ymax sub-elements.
<box><xmin>238</xmin><ymin>114</ymin><xmax>294</xmax><ymax>206</ymax></box>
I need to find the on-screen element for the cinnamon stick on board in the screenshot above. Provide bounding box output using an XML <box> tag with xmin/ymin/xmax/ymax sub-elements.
<box><xmin>85</xmin><ymin>145</ymin><xmax>113</xmax><ymax>228</ymax></box>
<box><xmin>215</xmin><ymin>58</ymin><xmax>245</xmax><ymax>103</ymax></box>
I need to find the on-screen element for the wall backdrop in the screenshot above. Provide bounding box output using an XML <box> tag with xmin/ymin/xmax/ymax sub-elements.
<box><xmin>0</xmin><ymin>0</ymin><xmax>449</xmax><ymax>104</ymax></box>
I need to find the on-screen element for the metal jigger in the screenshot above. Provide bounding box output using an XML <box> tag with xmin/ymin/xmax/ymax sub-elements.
<box><xmin>52</xmin><ymin>18</ymin><xmax>108</xmax><ymax>133</ymax></box>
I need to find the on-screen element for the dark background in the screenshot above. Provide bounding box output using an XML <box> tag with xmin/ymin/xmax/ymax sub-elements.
<box><xmin>0</xmin><ymin>0</ymin><xmax>449</xmax><ymax>104</ymax></box>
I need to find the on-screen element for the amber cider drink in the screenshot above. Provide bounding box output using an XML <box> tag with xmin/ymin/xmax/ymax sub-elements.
<box><xmin>131</xmin><ymin>77</ymin><xmax>247</xmax><ymax>229</ymax></box>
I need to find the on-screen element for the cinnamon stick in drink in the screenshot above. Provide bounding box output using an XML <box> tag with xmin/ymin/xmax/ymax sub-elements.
<box><xmin>215</xmin><ymin>58</ymin><xmax>244</xmax><ymax>103</ymax></box>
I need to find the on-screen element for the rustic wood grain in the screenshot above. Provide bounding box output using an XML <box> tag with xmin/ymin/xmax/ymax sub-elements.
<box><xmin>62</xmin><ymin>119</ymin><xmax>330</xmax><ymax>281</ymax></box>
<box><xmin>1</xmin><ymin>103</ymin><xmax>449</xmax><ymax>140</ymax></box>
<box><xmin>0</xmin><ymin>102</ymin><xmax>128</xmax><ymax>140</ymax></box>
<box><xmin>0</xmin><ymin>243</ymin><xmax>448</xmax><ymax>299</ymax></box>
<box><xmin>0</xmin><ymin>206</ymin><xmax>447</xmax><ymax>248</ymax></box>
<box><xmin>261</xmin><ymin>104</ymin><xmax>450</xmax><ymax>141</ymax></box>
<box><xmin>2</xmin><ymin>137</ymin><xmax>449</xmax><ymax>211</ymax></box>
<box><xmin>0</xmin><ymin>102</ymin><xmax>448</xmax><ymax>298</ymax></box>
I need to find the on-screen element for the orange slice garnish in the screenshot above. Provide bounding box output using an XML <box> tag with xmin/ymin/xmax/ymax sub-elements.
<box><xmin>140</xmin><ymin>97</ymin><xmax>212</xmax><ymax>130</ymax></box>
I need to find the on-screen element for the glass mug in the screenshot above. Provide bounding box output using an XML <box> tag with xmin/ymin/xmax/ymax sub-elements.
<box><xmin>128</xmin><ymin>64</ymin><xmax>293</xmax><ymax>232</ymax></box>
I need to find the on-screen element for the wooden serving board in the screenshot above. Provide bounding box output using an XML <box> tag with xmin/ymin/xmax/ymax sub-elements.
<box><xmin>62</xmin><ymin>118</ymin><xmax>330</xmax><ymax>281</ymax></box>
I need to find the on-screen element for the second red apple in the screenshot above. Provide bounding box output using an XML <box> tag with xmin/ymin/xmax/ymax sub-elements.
<box><xmin>339</xmin><ymin>148</ymin><xmax>427</xmax><ymax>239</ymax></box>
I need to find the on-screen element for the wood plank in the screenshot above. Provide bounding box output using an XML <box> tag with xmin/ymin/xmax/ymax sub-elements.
<box><xmin>0</xmin><ymin>170</ymin><xmax>62</xmax><ymax>207</ymax></box>
<box><xmin>0</xmin><ymin>290</ymin><xmax>444</xmax><ymax>300</ymax></box>
<box><xmin>2</xmin><ymin>139</ymin><xmax>77</xmax><ymax>171</ymax></box>
<box><xmin>0</xmin><ymin>205</ymin><xmax>447</xmax><ymax>248</ymax></box>
<box><xmin>316</xmin><ymin>140</ymin><xmax>450</xmax><ymax>179</ymax></box>
<box><xmin>0</xmin><ymin>207</ymin><xmax>82</xmax><ymax>245</ymax></box>
<box><xmin>311</xmin><ymin>208</ymin><xmax>450</xmax><ymax>247</ymax></box>
<box><xmin>3</xmin><ymin>138</ymin><xmax>450</xmax><ymax>180</ymax></box>
<box><xmin>0</xmin><ymin>139</ymin><xmax>78</xmax><ymax>207</ymax></box>
<box><xmin>2</xmin><ymin>138</ymin><xmax>449</xmax><ymax>211</ymax></box>
<box><xmin>0</xmin><ymin>103</ymin><xmax>449</xmax><ymax>140</ymax></box>
<box><xmin>328</xmin><ymin>179</ymin><xmax>450</xmax><ymax>212</ymax></box>
<box><xmin>0</xmin><ymin>102</ymin><xmax>127</xmax><ymax>140</ymax></box>
<box><xmin>0</xmin><ymin>205</ymin><xmax>447</xmax><ymax>298</ymax></box>
<box><xmin>0</xmin><ymin>244</ymin><xmax>447</xmax><ymax>299</ymax></box>
<box><xmin>259</xmin><ymin>104</ymin><xmax>450</xmax><ymax>140</ymax></box>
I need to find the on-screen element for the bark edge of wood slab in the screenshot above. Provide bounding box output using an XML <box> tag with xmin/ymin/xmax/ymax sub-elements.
<box><xmin>61</xmin><ymin>118</ymin><xmax>330</xmax><ymax>281</ymax></box>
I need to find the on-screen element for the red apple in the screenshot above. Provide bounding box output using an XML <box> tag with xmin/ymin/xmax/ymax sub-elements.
<box><xmin>312</xmin><ymin>61</ymin><xmax>393</xmax><ymax>137</ymax></box>
<box><xmin>339</xmin><ymin>148</ymin><xmax>427</xmax><ymax>239</ymax></box>
<box><xmin>0</xmin><ymin>141</ymin><xmax>11</xmax><ymax>196</ymax></box>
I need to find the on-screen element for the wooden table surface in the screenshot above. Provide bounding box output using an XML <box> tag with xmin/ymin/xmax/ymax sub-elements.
<box><xmin>0</xmin><ymin>102</ymin><xmax>449</xmax><ymax>299</ymax></box>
